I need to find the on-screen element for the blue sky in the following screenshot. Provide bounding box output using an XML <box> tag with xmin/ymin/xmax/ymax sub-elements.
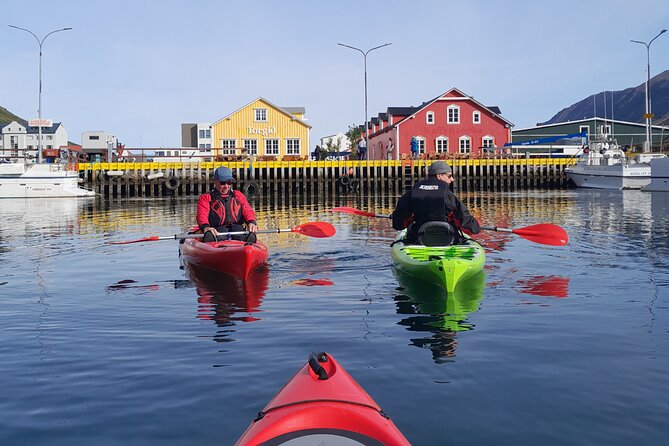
<box><xmin>3</xmin><ymin>0</ymin><xmax>668</xmax><ymax>148</ymax></box>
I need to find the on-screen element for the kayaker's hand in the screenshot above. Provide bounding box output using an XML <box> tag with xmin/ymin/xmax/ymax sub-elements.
<box><xmin>205</xmin><ymin>227</ymin><xmax>218</xmax><ymax>236</ymax></box>
<box><xmin>248</xmin><ymin>222</ymin><xmax>258</xmax><ymax>233</ymax></box>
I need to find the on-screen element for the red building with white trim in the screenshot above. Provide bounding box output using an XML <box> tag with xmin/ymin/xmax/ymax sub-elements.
<box><xmin>364</xmin><ymin>88</ymin><xmax>513</xmax><ymax>160</ymax></box>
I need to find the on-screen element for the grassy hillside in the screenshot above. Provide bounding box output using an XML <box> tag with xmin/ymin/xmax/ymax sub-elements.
<box><xmin>0</xmin><ymin>106</ymin><xmax>27</xmax><ymax>128</ymax></box>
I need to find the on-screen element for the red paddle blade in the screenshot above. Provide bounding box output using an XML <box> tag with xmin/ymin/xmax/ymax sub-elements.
<box><xmin>512</xmin><ymin>224</ymin><xmax>569</xmax><ymax>246</ymax></box>
<box><xmin>329</xmin><ymin>206</ymin><xmax>377</xmax><ymax>217</ymax></box>
<box><xmin>291</xmin><ymin>222</ymin><xmax>336</xmax><ymax>238</ymax></box>
<box><xmin>108</xmin><ymin>236</ymin><xmax>161</xmax><ymax>245</ymax></box>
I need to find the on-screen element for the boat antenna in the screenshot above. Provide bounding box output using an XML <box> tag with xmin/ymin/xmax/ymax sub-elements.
<box><xmin>610</xmin><ymin>91</ymin><xmax>615</xmax><ymax>138</ymax></box>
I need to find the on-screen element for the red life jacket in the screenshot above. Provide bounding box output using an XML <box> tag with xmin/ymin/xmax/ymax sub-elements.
<box><xmin>208</xmin><ymin>189</ymin><xmax>244</xmax><ymax>228</ymax></box>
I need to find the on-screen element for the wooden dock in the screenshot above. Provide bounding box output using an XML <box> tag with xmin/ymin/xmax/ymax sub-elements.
<box><xmin>79</xmin><ymin>158</ymin><xmax>574</xmax><ymax>198</ymax></box>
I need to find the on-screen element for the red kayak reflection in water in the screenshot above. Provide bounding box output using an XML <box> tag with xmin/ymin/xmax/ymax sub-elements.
<box><xmin>516</xmin><ymin>275</ymin><xmax>570</xmax><ymax>298</ymax></box>
<box><xmin>290</xmin><ymin>278</ymin><xmax>334</xmax><ymax>287</ymax></box>
<box><xmin>186</xmin><ymin>265</ymin><xmax>270</xmax><ymax>325</ymax></box>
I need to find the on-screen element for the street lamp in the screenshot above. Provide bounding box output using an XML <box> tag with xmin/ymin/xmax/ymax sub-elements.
<box><xmin>338</xmin><ymin>42</ymin><xmax>392</xmax><ymax>160</ymax></box>
<box><xmin>630</xmin><ymin>28</ymin><xmax>667</xmax><ymax>153</ymax></box>
<box><xmin>9</xmin><ymin>25</ymin><xmax>72</xmax><ymax>163</ymax></box>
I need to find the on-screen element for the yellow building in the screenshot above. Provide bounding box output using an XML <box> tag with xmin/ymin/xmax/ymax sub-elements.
<box><xmin>211</xmin><ymin>97</ymin><xmax>311</xmax><ymax>160</ymax></box>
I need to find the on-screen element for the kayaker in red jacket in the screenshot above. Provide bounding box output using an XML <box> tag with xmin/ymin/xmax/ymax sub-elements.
<box><xmin>391</xmin><ymin>161</ymin><xmax>480</xmax><ymax>245</ymax></box>
<box><xmin>197</xmin><ymin>166</ymin><xmax>258</xmax><ymax>242</ymax></box>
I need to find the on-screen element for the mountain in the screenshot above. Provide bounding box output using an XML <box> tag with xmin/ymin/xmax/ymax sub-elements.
<box><xmin>0</xmin><ymin>106</ymin><xmax>27</xmax><ymax>128</ymax></box>
<box><xmin>539</xmin><ymin>69</ymin><xmax>669</xmax><ymax>127</ymax></box>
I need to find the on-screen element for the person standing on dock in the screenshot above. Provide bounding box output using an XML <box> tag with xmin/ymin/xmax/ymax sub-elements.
<box><xmin>410</xmin><ymin>137</ymin><xmax>419</xmax><ymax>160</ymax></box>
<box><xmin>357</xmin><ymin>138</ymin><xmax>367</xmax><ymax>161</ymax></box>
<box><xmin>197</xmin><ymin>166</ymin><xmax>258</xmax><ymax>242</ymax></box>
<box><xmin>391</xmin><ymin>161</ymin><xmax>480</xmax><ymax>245</ymax></box>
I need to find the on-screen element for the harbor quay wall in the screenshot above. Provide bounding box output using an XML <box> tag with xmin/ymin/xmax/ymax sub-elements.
<box><xmin>78</xmin><ymin>158</ymin><xmax>574</xmax><ymax>198</ymax></box>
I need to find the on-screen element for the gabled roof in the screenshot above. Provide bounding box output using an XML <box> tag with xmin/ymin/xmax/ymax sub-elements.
<box><xmin>212</xmin><ymin>97</ymin><xmax>311</xmax><ymax>128</ymax></box>
<box><xmin>393</xmin><ymin>87</ymin><xmax>514</xmax><ymax>128</ymax></box>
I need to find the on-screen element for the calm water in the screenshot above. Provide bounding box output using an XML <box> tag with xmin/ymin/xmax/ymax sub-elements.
<box><xmin>1</xmin><ymin>189</ymin><xmax>668</xmax><ymax>445</ymax></box>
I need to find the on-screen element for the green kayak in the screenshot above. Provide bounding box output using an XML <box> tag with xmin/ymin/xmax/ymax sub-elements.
<box><xmin>391</xmin><ymin>229</ymin><xmax>486</xmax><ymax>293</ymax></box>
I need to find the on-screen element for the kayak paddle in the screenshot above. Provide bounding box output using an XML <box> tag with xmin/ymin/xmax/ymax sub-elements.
<box><xmin>329</xmin><ymin>206</ymin><xmax>390</xmax><ymax>218</ymax></box>
<box><xmin>108</xmin><ymin>221</ymin><xmax>336</xmax><ymax>244</ymax></box>
<box><xmin>330</xmin><ymin>206</ymin><xmax>567</xmax><ymax>246</ymax></box>
<box><xmin>480</xmin><ymin>224</ymin><xmax>568</xmax><ymax>246</ymax></box>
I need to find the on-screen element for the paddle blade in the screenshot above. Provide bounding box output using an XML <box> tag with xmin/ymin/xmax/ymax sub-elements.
<box><xmin>329</xmin><ymin>206</ymin><xmax>377</xmax><ymax>217</ymax></box>
<box><xmin>329</xmin><ymin>207</ymin><xmax>389</xmax><ymax>218</ymax></box>
<box><xmin>512</xmin><ymin>224</ymin><xmax>569</xmax><ymax>246</ymax></box>
<box><xmin>291</xmin><ymin>222</ymin><xmax>336</xmax><ymax>238</ymax></box>
<box><xmin>108</xmin><ymin>236</ymin><xmax>162</xmax><ymax>245</ymax></box>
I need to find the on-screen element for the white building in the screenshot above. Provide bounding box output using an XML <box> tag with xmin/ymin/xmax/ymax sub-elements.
<box><xmin>181</xmin><ymin>123</ymin><xmax>212</xmax><ymax>148</ymax></box>
<box><xmin>320</xmin><ymin>132</ymin><xmax>350</xmax><ymax>152</ymax></box>
<box><xmin>0</xmin><ymin>120</ymin><xmax>68</xmax><ymax>159</ymax></box>
<box><xmin>81</xmin><ymin>130</ymin><xmax>119</xmax><ymax>160</ymax></box>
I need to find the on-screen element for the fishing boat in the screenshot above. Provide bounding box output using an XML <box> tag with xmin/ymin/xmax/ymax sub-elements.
<box><xmin>391</xmin><ymin>229</ymin><xmax>486</xmax><ymax>293</ymax></box>
<box><xmin>0</xmin><ymin>159</ymin><xmax>95</xmax><ymax>198</ymax></box>
<box><xmin>565</xmin><ymin>133</ymin><xmax>665</xmax><ymax>190</ymax></box>
<box><xmin>179</xmin><ymin>236</ymin><xmax>268</xmax><ymax>279</ymax></box>
<box><xmin>235</xmin><ymin>352</ymin><xmax>410</xmax><ymax>446</ymax></box>
<box><xmin>642</xmin><ymin>157</ymin><xmax>669</xmax><ymax>192</ymax></box>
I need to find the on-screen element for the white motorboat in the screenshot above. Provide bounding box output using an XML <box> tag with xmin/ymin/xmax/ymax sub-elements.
<box><xmin>0</xmin><ymin>160</ymin><xmax>95</xmax><ymax>198</ymax></box>
<box><xmin>642</xmin><ymin>157</ymin><xmax>669</xmax><ymax>192</ymax></box>
<box><xmin>565</xmin><ymin>134</ymin><xmax>665</xmax><ymax>190</ymax></box>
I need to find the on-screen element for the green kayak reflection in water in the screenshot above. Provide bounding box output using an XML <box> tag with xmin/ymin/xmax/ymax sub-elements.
<box><xmin>393</xmin><ymin>269</ymin><xmax>486</xmax><ymax>363</ymax></box>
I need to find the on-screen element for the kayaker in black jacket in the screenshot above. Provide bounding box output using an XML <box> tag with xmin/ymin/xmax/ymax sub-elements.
<box><xmin>391</xmin><ymin>161</ymin><xmax>481</xmax><ymax>245</ymax></box>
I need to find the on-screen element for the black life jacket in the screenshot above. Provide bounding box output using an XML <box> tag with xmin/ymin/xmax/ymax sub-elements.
<box><xmin>407</xmin><ymin>178</ymin><xmax>464</xmax><ymax>244</ymax></box>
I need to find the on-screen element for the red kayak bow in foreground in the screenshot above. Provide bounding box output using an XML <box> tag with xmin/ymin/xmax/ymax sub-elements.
<box><xmin>235</xmin><ymin>352</ymin><xmax>410</xmax><ymax>445</ymax></box>
<box><xmin>329</xmin><ymin>207</ymin><xmax>568</xmax><ymax>246</ymax></box>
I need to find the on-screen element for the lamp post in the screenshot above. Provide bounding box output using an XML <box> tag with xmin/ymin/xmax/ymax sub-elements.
<box><xmin>338</xmin><ymin>42</ymin><xmax>392</xmax><ymax>160</ymax></box>
<box><xmin>630</xmin><ymin>28</ymin><xmax>667</xmax><ymax>153</ymax></box>
<box><xmin>9</xmin><ymin>25</ymin><xmax>72</xmax><ymax>163</ymax></box>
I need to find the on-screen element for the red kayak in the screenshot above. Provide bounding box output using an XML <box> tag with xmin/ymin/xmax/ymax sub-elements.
<box><xmin>236</xmin><ymin>352</ymin><xmax>410</xmax><ymax>446</ymax></box>
<box><xmin>179</xmin><ymin>237</ymin><xmax>268</xmax><ymax>279</ymax></box>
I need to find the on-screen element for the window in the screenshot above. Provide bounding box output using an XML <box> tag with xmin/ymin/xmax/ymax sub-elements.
<box><xmin>426</xmin><ymin>112</ymin><xmax>435</xmax><ymax>124</ymax></box>
<box><xmin>220</xmin><ymin>139</ymin><xmax>236</xmax><ymax>155</ymax></box>
<box><xmin>473</xmin><ymin>111</ymin><xmax>481</xmax><ymax>124</ymax></box>
<box><xmin>416</xmin><ymin>137</ymin><xmax>425</xmax><ymax>154</ymax></box>
<box><xmin>459</xmin><ymin>136</ymin><xmax>471</xmax><ymax>154</ymax></box>
<box><xmin>482</xmin><ymin>136</ymin><xmax>495</xmax><ymax>148</ymax></box>
<box><xmin>255</xmin><ymin>109</ymin><xmax>267</xmax><ymax>122</ymax></box>
<box><xmin>199</xmin><ymin>130</ymin><xmax>205</xmax><ymax>138</ymax></box>
<box><xmin>205</xmin><ymin>129</ymin><xmax>211</xmax><ymax>138</ymax></box>
<box><xmin>89</xmin><ymin>135</ymin><xmax>100</xmax><ymax>140</ymax></box>
<box><xmin>436</xmin><ymin>137</ymin><xmax>448</xmax><ymax>153</ymax></box>
<box><xmin>265</xmin><ymin>139</ymin><xmax>279</xmax><ymax>155</ymax></box>
<box><xmin>579</xmin><ymin>125</ymin><xmax>589</xmax><ymax>135</ymax></box>
<box><xmin>243</xmin><ymin>139</ymin><xmax>258</xmax><ymax>155</ymax></box>
<box><xmin>199</xmin><ymin>144</ymin><xmax>205</xmax><ymax>148</ymax></box>
<box><xmin>447</xmin><ymin>105</ymin><xmax>460</xmax><ymax>124</ymax></box>
<box><xmin>205</xmin><ymin>144</ymin><xmax>211</xmax><ymax>148</ymax></box>
<box><xmin>286</xmin><ymin>139</ymin><xmax>300</xmax><ymax>155</ymax></box>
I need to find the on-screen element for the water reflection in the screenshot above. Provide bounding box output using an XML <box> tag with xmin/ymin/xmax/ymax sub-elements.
<box><xmin>186</xmin><ymin>265</ymin><xmax>270</xmax><ymax>330</ymax></box>
<box><xmin>516</xmin><ymin>275</ymin><xmax>570</xmax><ymax>298</ymax></box>
<box><xmin>393</xmin><ymin>270</ymin><xmax>486</xmax><ymax>363</ymax></box>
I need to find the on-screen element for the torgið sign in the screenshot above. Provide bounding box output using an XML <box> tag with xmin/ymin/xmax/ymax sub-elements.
<box><xmin>28</xmin><ymin>119</ymin><xmax>53</xmax><ymax>128</ymax></box>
